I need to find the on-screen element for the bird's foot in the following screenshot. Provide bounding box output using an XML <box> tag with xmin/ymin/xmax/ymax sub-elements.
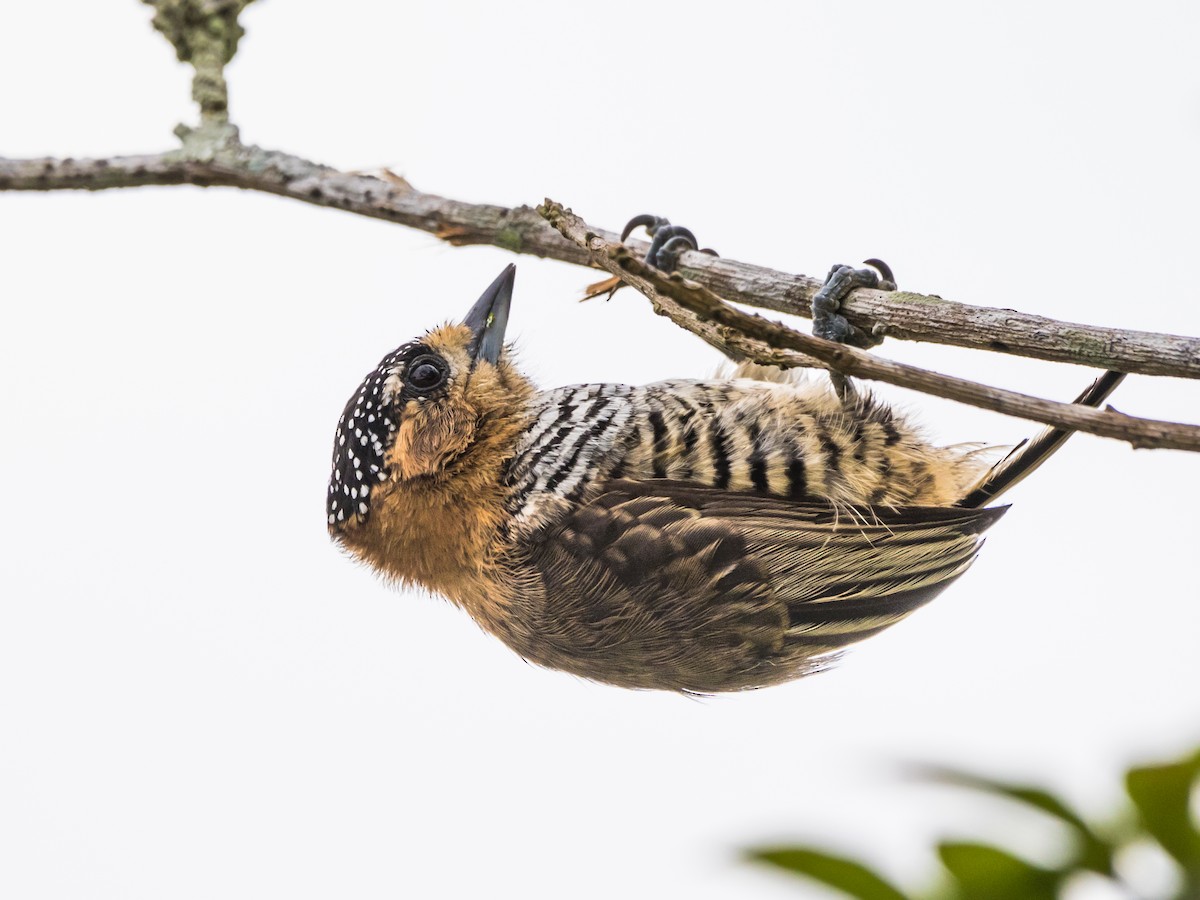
<box><xmin>813</xmin><ymin>259</ymin><xmax>894</xmax><ymax>403</ymax></box>
<box><xmin>621</xmin><ymin>214</ymin><xmax>718</xmax><ymax>272</ymax></box>
<box><xmin>812</xmin><ymin>259</ymin><xmax>894</xmax><ymax>349</ymax></box>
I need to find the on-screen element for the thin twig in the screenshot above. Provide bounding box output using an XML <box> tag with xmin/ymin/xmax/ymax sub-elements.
<box><xmin>2</xmin><ymin>148</ymin><xmax>1197</xmax><ymax>380</ymax></box>
<box><xmin>540</xmin><ymin>200</ymin><xmax>1200</xmax><ymax>453</ymax></box>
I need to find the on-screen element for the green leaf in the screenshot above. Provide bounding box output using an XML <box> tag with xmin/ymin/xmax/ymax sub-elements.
<box><xmin>1125</xmin><ymin>749</ymin><xmax>1200</xmax><ymax>875</ymax></box>
<box><xmin>747</xmin><ymin>846</ymin><xmax>913</xmax><ymax>900</ymax></box>
<box><xmin>936</xmin><ymin>842</ymin><xmax>1062</xmax><ymax>900</ymax></box>
<box><xmin>914</xmin><ymin>766</ymin><xmax>1115</xmax><ymax>875</ymax></box>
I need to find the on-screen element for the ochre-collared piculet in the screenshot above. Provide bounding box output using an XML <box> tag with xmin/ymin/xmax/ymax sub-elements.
<box><xmin>328</xmin><ymin>223</ymin><xmax>1123</xmax><ymax>693</ymax></box>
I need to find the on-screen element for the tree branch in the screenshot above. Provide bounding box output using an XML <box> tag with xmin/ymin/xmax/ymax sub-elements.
<box><xmin>2</xmin><ymin>148</ymin><xmax>1197</xmax><ymax>381</ymax></box>
<box><xmin>2</xmin><ymin>0</ymin><xmax>1197</xmax><ymax>460</ymax></box>
<box><xmin>539</xmin><ymin>201</ymin><xmax>1200</xmax><ymax>453</ymax></box>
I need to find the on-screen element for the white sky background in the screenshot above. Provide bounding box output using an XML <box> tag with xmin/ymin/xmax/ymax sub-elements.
<box><xmin>2</xmin><ymin>2</ymin><xmax>1199</xmax><ymax>898</ymax></box>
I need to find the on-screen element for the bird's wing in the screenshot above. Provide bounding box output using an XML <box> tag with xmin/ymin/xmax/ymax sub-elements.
<box><xmin>516</xmin><ymin>479</ymin><xmax>1006</xmax><ymax>692</ymax></box>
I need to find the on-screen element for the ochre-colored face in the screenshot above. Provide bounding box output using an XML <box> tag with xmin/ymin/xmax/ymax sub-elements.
<box><xmin>328</xmin><ymin>264</ymin><xmax>523</xmax><ymax>537</ymax></box>
<box><xmin>327</xmin><ymin>322</ymin><xmax>532</xmax><ymax>536</ymax></box>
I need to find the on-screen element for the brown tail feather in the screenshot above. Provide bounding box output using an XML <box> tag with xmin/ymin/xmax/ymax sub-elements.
<box><xmin>958</xmin><ymin>369</ymin><xmax>1125</xmax><ymax>509</ymax></box>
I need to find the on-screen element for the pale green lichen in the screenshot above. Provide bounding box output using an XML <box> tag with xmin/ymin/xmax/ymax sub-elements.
<box><xmin>171</xmin><ymin>122</ymin><xmax>240</xmax><ymax>161</ymax></box>
<box><xmin>495</xmin><ymin>227</ymin><xmax>524</xmax><ymax>253</ymax></box>
<box><xmin>144</xmin><ymin>0</ymin><xmax>256</xmax><ymax>122</ymax></box>
<box><xmin>1060</xmin><ymin>330</ymin><xmax>1113</xmax><ymax>365</ymax></box>
<box><xmin>887</xmin><ymin>290</ymin><xmax>944</xmax><ymax>305</ymax></box>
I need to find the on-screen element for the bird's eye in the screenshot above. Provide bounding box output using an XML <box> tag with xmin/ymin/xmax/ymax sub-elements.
<box><xmin>408</xmin><ymin>356</ymin><xmax>447</xmax><ymax>392</ymax></box>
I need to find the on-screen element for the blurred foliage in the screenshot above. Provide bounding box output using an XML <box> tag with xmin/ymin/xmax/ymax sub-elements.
<box><xmin>747</xmin><ymin>745</ymin><xmax>1200</xmax><ymax>899</ymax></box>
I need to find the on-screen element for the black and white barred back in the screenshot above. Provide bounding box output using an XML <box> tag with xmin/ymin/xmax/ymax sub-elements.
<box><xmin>503</xmin><ymin>372</ymin><xmax>987</xmax><ymax>538</ymax></box>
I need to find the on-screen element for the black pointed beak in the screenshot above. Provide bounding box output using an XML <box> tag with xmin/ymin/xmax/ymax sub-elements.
<box><xmin>464</xmin><ymin>264</ymin><xmax>515</xmax><ymax>366</ymax></box>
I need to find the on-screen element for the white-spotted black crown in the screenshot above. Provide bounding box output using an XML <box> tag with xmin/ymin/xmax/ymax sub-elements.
<box><xmin>327</xmin><ymin>346</ymin><xmax>410</xmax><ymax>528</ymax></box>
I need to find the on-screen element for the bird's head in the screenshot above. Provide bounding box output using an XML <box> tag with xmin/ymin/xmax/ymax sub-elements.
<box><xmin>327</xmin><ymin>264</ymin><xmax>532</xmax><ymax>537</ymax></box>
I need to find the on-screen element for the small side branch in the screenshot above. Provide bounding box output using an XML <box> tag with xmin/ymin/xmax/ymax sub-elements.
<box><xmin>144</xmin><ymin>0</ymin><xmax>255</xmax><ymax>123</ymax></box>
<box><xmin>541</xmin><ymin>201</ymin><xmax>1200</xmax><ymax>453</ymax></box>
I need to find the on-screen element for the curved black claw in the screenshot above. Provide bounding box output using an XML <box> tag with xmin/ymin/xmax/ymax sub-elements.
<box><xmin>645</xmin><ymin>225</ymin><xmax>700</xmax><ymax>271</ymax></box>
<box><xmin>812</xmin><ymin>260</ymin><xmax>895</xmax><ymax>348</ymax></box>
<box><xmin>813</xmin><ymin>259</ymin><xmax>895</xmax><ymax>403</ymax></box>
<box><xmin>622</xmin><ymin>214</ymin><xmax>719</xmax><ymax>272</ymax></box>
<box><xmin>621</xmin><ymin>214</ymin><xmax>670</xmax><ymax>242</ymax></box>
<box><xmin>862</xmin><ymin>258</ymin><xmax>897</xmax><ymax>290</ymax></box>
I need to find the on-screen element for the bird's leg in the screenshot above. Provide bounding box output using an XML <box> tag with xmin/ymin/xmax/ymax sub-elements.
<box><xmin>812</xmin><ymin>258</ymin><xmax>894</xmax><ymax>403</ymax></box>
<box><xmin>621</xmin><ymin>214</ymin><xmax>719</xmax><ymax>272</ymax></box>
<box><xmin>623</xmin><ymin>216</ymin><xmax>895</xmax><ymax>404</ymax></box>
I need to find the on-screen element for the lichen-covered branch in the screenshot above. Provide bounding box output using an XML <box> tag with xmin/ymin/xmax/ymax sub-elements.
<box><xmin>541</xmin><ymin>201</ymin><xmax>1200</xmax><ymax>453</ymax></box>
<box><xmin>0</xmin><ymin>148</ymin><xmax>592</xmax><ymax>263</ymax></box>
<box><xmin>4</xmin><ymin>148</ymin><xmax>1197</xmax><ymax>382</ymax></box>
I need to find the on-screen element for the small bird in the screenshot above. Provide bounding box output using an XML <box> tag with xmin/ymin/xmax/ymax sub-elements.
<box><xmin>328</xmin><ymin>251</ymin><xmax>1121</xmax><ymax>693</ymax></box>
